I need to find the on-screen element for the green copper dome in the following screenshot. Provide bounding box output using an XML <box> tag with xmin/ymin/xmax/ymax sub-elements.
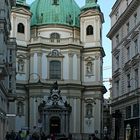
<box><xmin>30</xmin><ymin>0</ymin><xmax>81</xmax><ymax>27</ymax></box>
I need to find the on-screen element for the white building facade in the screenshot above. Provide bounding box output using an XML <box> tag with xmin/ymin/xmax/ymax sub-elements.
<box><xmin>108</xmin><ymin>0</ymin><xmax>140</xmax><ymax>140</ymax></box>
<box><xmin>10</xmin><ymin>0</ymin><xmax>106</xmax><ymax>139</ymax></box>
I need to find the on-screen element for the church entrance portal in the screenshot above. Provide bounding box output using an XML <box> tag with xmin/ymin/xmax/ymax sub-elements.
<box><xmin>50</xmin><ymin>116</ymin><xmax>60</xmax><ymax>134</ymax></box>
<box><xmin>38</xmin><ymin>82</ymin><xmax>72</xmax><ymax>136</ymax></box>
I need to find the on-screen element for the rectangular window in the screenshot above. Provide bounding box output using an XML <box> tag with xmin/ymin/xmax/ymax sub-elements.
<box><xmin>116</xmin><ymin>56</ymin><xmax>119</xmax><ymax>69</ymax></box>
<box><xmin>134</xmin><ymin>39</ymin><xmax>138</xmax><ymax>55</ymax></box>
<box><xmin>133</xmin><ymin>103</ymin><xmax>139</xmax><ymax>117</ymax></box>
<box><xmin>115</xmin><ymin>11</ymin><xmax>119</xmax><ymax>20</ymax></box>
<box><xmin>116</xmin><ymin>80</ymin><xmax>119</xmax><ymax>96</ymax></box>
<box><xmin>126</xmin><ymin>22</ymin><xmax>129</xmax><ymax>34</ymax></box>
<box><xmin>116</xmin><ymin>34</ymin><xmax>119</xmax><ymax>45</ymax></box>
<box><xmin>9</xmin><ymin>50</ymin><xmax>12</xmax><ymax>62</ymax></box>
<box><xmin>127</xmin><ymin>74</ymin><xmax>130</xmax><ymax>88</ymax></box>
<box><xmin>135</xmin><ymin>69</ymin><xmax>139</xmax><ymax>88</ymax></box>
<box><xmin>50</xmin><ymin>61</ymin><xmax>61</xmax><ymax>79</ymax></box>
<box><xmin>126</xmin><ymin>106</ymin><xmax>131</xmax><ymax>119</ymax></box>
<box><xmin>134</xmin><ymin>13</ymin><xmax>137</xmax><ymax>25</ymax></box>
<box><xmin>127</xmin><ymin>46</ymin><xmax>130</xmax><ymax>60</ymax></box>
<box><xmin>9</xmin><ymin>75</ymin><xmax>12</xmax><ymax>89</ymax></box>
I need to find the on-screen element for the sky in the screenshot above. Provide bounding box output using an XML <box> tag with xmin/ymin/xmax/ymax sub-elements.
<box><xmin>26</xmin><ymin>0</ymin><xmax>116</xmax><ymax>98</ymax></box>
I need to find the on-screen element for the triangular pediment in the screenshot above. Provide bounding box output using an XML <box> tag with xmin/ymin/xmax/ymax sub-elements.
<box><xmin>11</xmin><ymin>7</ymin><xmax>32</xmax><ymax>16</ymax></box>
<box><xmin>80</xmin><ymin>9</ymin><xmax>100</xmax><ymax>17</ymax></box>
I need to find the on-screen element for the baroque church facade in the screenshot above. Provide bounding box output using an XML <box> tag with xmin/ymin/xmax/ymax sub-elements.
<box><xmin>9</xmin><ymin>0</ymin><xmax>106</xmax><ymax>139</ymax></box>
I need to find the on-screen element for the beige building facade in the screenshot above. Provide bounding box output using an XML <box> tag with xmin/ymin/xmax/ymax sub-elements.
<box><xmin>108</xmin><ymin>0</ymin><xmax>140</xmax><ymax>140</ymax></box>
<box><xmin>10</xmin><ymin>0</ymin><xmax>106</xmax><ymax>139</ymax></box>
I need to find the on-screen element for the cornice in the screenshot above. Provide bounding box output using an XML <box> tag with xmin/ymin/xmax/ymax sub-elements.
<box><xmin>28</xmin><ymin>43</ymin><xmax>83</xmax><ymax>50</ymax></box>
<box><xmin>111</xmin><ymin>88</ymin><xmax>140</xmax><ymax>107</ymax></box>
<box><xmin>82</xmin><ymin>47</ymin><xmax>105</xmax><ymax>57</ymax></box>
<box><xmin>107</xmin><ymin>0</ymin><xmax>139</xmax><ymax>39</ymax></box>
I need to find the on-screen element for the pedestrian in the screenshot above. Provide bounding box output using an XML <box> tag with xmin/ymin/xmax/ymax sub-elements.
<box><xmin>10</xmin><ymin>130</ymin><xmax>16</xmax><ymax>140</ymax></box>
<box><xmin>40</xmin><ymin>132</ymin><xmax>46</xmax><ymax>140</ymax></box>
<box><xmin>15</xmin><ymin>131</ymin><xmax>22</xmax><ymax>140</ymax></box>
<box><xmin>32</xmin><ymin>132</ymin><xmax>39</xmax><ymax>140</ymax></box>
<box><xmin>91</xmin><ymin>134</ymin><xmax>99</xmax><ymax>140</ymax></box>
<box><xmin>5</xmin><ymin>132</ymin><xmax>10</xmax><ymax>140</ymax></box>
<box><xmin>26</xmin><ymin>130</ymin><xmax>32</xmax><ymax>140</ymax></box>
<box><xmin>103</xmin><ymin>135</ymin><xmax>109</xmax><ymax>140</ymax></box>
<box><xmin>50</xmin><ymin>133</ymin><xmax>55</xmax><ymax>140</ymax></box>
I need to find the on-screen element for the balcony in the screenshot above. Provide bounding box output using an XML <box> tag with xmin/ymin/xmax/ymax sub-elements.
<box><xmin>30</xmin><ymin>36</ymin><xmax>82</xmax><ymax>46</ymax></box>
<box><xmin>123</xmin><ymin>60</ymin><xmax>131</xmax><ymax>72</ymax></box>
<box><xmin>113</xmin><ymin>68</ymin><xmax>121</xmax><ymax>78</ymax></box>
<box><xmin>131</xmin><ymin>53</ymin><xmax>140</xmax><ymax>66</ymax></box>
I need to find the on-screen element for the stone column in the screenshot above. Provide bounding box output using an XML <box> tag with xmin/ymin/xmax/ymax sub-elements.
<box><xmin>37</xmin><ymin>52</ymin><xmax>42</xmax><ymax>79</ymax></box>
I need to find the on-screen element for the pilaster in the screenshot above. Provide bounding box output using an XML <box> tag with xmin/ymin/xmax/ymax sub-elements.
<box><xmin>77</xmin><ymin>54</ymin><xmax>81</xmax><ymax>80</ymax></box>
<box><xmin>30</xmin><ymin>52</ymin><xmax>34</xmax><ymax>80</ymax></box>
<box><xmin>68</xmin><ymin>53</ymin><xmax>74</xmax><ymax>80</ymax></box>
<box><xmin>37</xmin><ymin>52</ymin><xmax>42</xmax><ymax>78</ymax></box>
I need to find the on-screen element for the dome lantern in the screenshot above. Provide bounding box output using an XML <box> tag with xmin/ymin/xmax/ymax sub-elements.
<box><xmin>81</xmin><ymin>0</ymin><xmax>100</xmax><ymax>11</ymax></box>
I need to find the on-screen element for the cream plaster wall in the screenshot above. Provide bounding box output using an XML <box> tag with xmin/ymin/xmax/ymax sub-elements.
<box><xmin>10</xmin><ymin>12</ymin><xmax>31</xmax><ymax>45</ymax></box>
<box><xmin>38</xmin><ymin>27</ymin><xmax>73</xmax><ymax>38</ymax></box>
<box><xmin>80</xmin><ymin>15</ymin><xmax>102</xmax><ymax>48</ymax></box>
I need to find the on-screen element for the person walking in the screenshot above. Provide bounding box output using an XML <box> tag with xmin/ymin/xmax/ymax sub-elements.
<box><xmin>10</xmin><ymin>130</ymin><xmax>16</xmax><ymax>140</ymax></box>
<box><xmin>5</xmin><ymin>132</ymin><xmax>10</xmax><ymax>140</ymax></box>
<box><xmin>15</xmin><ymin>131</ymin><xmax>23</xmax><ymax>140</ymax></box>
<box><xmin>26</xmin><ymin>130</ymin><xmax>32</xmax><ymax>140</ymax></box>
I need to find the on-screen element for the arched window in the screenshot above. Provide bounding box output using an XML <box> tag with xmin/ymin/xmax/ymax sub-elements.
<box><xmin>50</xmin><ymin>60</ymin><xmax>61</xmax><ymax>79</ymax></box>
<box><xmin>17</xmin><ymin>23</ymin><xmax>25</xmax><ymax>33</ymax></box>
<box><xmin>50</xmin><ymin>33</ymin><xmax>60</xmax><ymax>42</ymax></box>
<box><xmin>86</xmin><ymin>25</ymin><xmax>93</xmax><ymax>35</ymax></box>
<box><xmin>86</xmin><ymin>103</ymin><xmax>93</xmax><ymax>118</ymax></box>
<box><xmin>17</xmin><ymin>101</ymin><xmax>24</xmax><ymax>116</ymax></box>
